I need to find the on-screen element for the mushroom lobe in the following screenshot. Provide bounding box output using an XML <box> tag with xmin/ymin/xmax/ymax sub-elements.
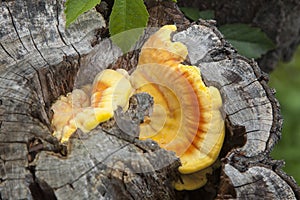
<box><xmin>174</xmin><ymin>166</ymin><xmax>213</xmax><ymax>191</ymax></box>
<box><xmin>51</xmin><ymin>69</ymin><xmax>133</xmax><ymax>143</ymax></box>
<box><xmin>132</xmin><ymin>25</ymin><xmax>225</xmax><ymax>190</ymax></box>
<box><xmin>138</xmin><ymin>25</ymin><xmax>188</xmax><ymax>67</ymax></box>
<box><xmin>131</xmin><ymin>64</ymin><xmax>224</xmax><ymax>174</ymax></box>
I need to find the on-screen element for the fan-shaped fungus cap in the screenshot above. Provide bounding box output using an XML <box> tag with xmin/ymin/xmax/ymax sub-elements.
<box><xmin>179</xmin><ymin>86</ymin><xmax>225</xmax><ymax>174</ymax></box>
<box><xmin>51</xmin><ymin>69</ymin><xmax>133</xmax><ymax>143</ymax></box>
<box><xmin>131</xmin><ymin>25</ymin><xmax>225</xmax><ymax>190</ymax></box>
<box><xmin>131</xmin><ymin>64</ymin><xmax>224</xmax><ymax>174</ymax></box>
<box><xmin>138</xmin><ymin>25</ymin><xmax>188</xmax><ymax>67</ymax></box>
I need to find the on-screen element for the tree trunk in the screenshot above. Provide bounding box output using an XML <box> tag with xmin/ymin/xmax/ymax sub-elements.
<box><xmin>0</xmin><ymin>0</ymin><xmax>299</xmax><ymax>200</ymax></box>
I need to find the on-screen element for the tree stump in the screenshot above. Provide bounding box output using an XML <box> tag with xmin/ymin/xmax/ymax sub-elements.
<box><xmin>0</xmin><ymin>1</ymin><xmax>299</xmax><ymax>199</ymax></box>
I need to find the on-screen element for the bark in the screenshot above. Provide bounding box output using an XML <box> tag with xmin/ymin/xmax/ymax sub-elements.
<box><xmin>177</xmin><ymin>0</ymin><xmax>300</xmax><ymax>73</ymax></box>
<box><xmin>0</xmin><ymin>0</ymin><xmax>299</xmax><ymax>200</ymax></box>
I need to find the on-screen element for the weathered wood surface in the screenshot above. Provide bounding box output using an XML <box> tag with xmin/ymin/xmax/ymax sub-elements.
<box><xmin>0</xmin><ymin>0</ymin><xmax>299</xmax><ymax>200</ymax></box>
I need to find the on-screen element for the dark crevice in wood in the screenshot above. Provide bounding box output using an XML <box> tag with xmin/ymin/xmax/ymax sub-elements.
<box><xmin>28</xmin><ymin>29</ymin><xmax>50</xmax><ymax>66</ymax></box>
<box><xmin>226</xmin><ymin>101</ymin><xmax>271</xmax><ymax>116</ymax></box>
<box><xmin>55</xmin><ymin>0</ymin><xmax>68</xmax><ymax>48</ymax></box>
<box><xmin>108</xmin><ymin>50</ymin><xmax>141</xmax><ymax>73</ymax></box>
<box><xmin>27</xmin><ymin>137</ymin><xmax>43</xmax><ymax>162</ymax></box>
<box><xmin>70</xmin><ymin>44</ymin><xmax>81</xmax><ymax>69</ymax></box>
<box><xmin>28</xmin><ymin>62</ymin><xmax>48</xmax><ymax>109</ymax></box>
<box><xmin>5</xmin><ymin>4</ymin><xmax>29</xmax><ymax>54</ymax></box>
<box><xmin>247</xmin><ymin>138</ymin><xmax>268</xmax><ymax>143</ymax></box>
<box><xmin>68</xmin><ymin>183</ymin><xmax>74</xmax><ymax>190</ymax></box>
<box><xmin>27</xmin><ymin>165</ymin><xmax>57</xmax><ymax>200</ymax></box>
<box><xmin>234</xmin><ymin>175</ymin><xmax>264</xmax><ymax>188</ymax></box>
<box><xmin>0</xmin><ymin>42</ymin><xmax>15</xmax><ymax>61</ymax></box>
<box><xmin>10</xmin><ymin>70</ymin><xmax>31</xmax><ymax>82</ymax></box>
<box><xmin>55</xmin><ymin>25</ymin><xmax>68</xmax><ymax>47</ymax></box>
<box><xmin>245</xmin><ymin>129</ymin><xmax>263</xmax><ymax>134</ymax></box>
<box><xmin>220</xmin><ymin>118</ymin><xmax>247</xmax><ymax>159</ymax></box>
<box><xmin>241</xmin><ymin>79</ymin><xmax>260</xmax><ymax>89</ymax></box>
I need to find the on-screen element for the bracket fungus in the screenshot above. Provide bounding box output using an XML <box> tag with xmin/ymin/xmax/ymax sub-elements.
<box><xmin>131</xmin><ymin>25</ymin><xmax>225</xmax><ymax>190</ymax></box>
<box><xmin>51</xmin><ymin>69</ymin><xmax>133</xmax><ymax>143</ymax></box>
<box><xmin>50</xmin><ymin>25</ymin><xmax>225</xmax><ymax>190</ymax></box>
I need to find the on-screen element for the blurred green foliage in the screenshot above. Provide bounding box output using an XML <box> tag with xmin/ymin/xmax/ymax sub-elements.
<box><xmin>269</xmin><ymin>46</ymin><xmax>300</xmax><ymax>185</ymax></box>
<box><xmin>219</xmin><ymin>24</ymin><xmax>275</xmax><ymax>59</ymax></box>
<box><xmin>179</xmin><ymin>7</ymin><xmax>275</xmax><ymax>59</ymax></box>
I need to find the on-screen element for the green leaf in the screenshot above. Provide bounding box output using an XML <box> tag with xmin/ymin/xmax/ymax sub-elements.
<box><xmin>109</xmin><ymin>0</ymin><xmax>149</xmax><ymax>53</ymax></box>
<box><xmin>65</xmin><ymin>0</ymin><xmax>101</xmax><ymax>28</ymax></box>
<box><xmin>199</xmin><ymin>10</ymin><xmax>215</xmax><ymax>20</ymax></box>
<box><xmin>180</xmin><ymin>7</ymin><xmax>214</xmax><ymax>21</ymax></box>
<box><xmin>110</xmin><ymin>27</ymin><xmax>146</xmax><ymax>54</ymax></box>
<box><xmin>219</xmin><ymin>23</ymin><xmax>275</xmax><ymax>59</ymax></box>
<box><xmin>180</xmin><ymin>7</ymin><xmax>199</xmax><ymax>21</ymax></box>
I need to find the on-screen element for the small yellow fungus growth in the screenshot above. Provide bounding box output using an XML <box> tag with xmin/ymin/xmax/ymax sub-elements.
<box><xmin>174</xmin><ymin>167</ymin><xmax>213</xmax><ymax>191</ymax></box>
<box><xmin>51</xmin><ymin>69</ymin><xmax>133</xmax><ymax>143</ymax></box>
<box><xmin>51</xmin><ymin>89</ymin><xmax>90</xmax><ymax>142</ymax></box>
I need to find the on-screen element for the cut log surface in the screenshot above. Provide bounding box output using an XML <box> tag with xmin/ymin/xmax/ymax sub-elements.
<box><xmin>0</xmin><ymin>1</ymin><xmax>299</xmax><ymax>200</ymax></box>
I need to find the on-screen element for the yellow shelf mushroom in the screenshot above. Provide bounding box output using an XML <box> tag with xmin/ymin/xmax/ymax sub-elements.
<box><xmin>131</xmin><ymin>25</ymin><xmax>225</xmax><ymax>190</ymax></box>
<box><xmin>50</xmin><ymin>25</ymin><xmax>225</xmax><ymax>190</ymax></box>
